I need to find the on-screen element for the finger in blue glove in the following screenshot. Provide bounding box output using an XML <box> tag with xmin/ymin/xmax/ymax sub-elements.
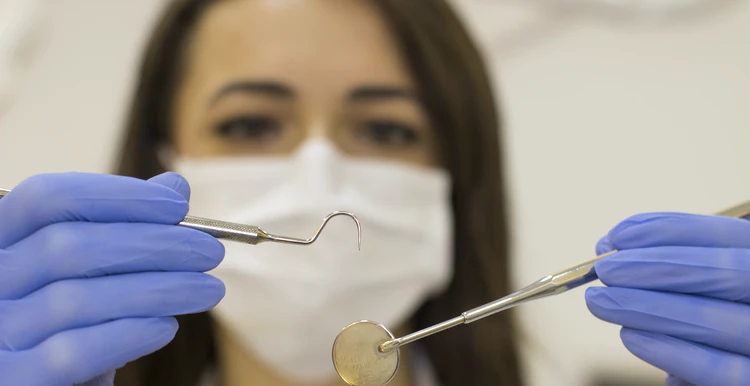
<box><xmin>620</xmin><ymin>328</ymin><xmax>750</xmax><ymax>386</ymax></box>
<box><xmin>1</xmin><ymin>317</ymin><xmax>179</xmax><ymax>386</ymax></box>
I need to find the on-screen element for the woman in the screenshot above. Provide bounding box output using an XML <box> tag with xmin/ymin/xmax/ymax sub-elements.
<box><xmin>116</xmin><ymin>0</ymin><xmax>518</xmax><ymax>384</ymax></box>
<box><xmin>1</xmin><ymin>1</ymin><xmax>749</xmax><ymax>386</ymax></box>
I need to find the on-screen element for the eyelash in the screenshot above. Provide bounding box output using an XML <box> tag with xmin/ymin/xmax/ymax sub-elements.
<box><xmin>356</xmin><ymin>119</ymin><xmax>421</xmax><ymax>147</ymax></box>
<box><xmin>214</xmin><ymin>115</ymin><xmax>281</xmax><ymax>141</ymax></box>
<box><xmin>213</xmin><ymin>115</ymin><xmax>420</xmax><ymax>148</ymax></box>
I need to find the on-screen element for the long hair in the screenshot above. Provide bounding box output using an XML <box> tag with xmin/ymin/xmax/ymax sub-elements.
<box><xmin>116</xmin><ymin>1</ymin><xmax>522</xmax><ymax>385</ymax></box>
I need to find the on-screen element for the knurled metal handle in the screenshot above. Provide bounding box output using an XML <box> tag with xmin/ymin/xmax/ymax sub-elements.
<box><xmin>179</xmin><ymin>215</ymin><xmax>266</xmax><ymax>244</ymax></box>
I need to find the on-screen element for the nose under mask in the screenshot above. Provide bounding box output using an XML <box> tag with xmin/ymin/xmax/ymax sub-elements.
<box><xmin>173</xmin><ymin>139</ymin><xmax>454</xmax><ymax>383</ymax></box>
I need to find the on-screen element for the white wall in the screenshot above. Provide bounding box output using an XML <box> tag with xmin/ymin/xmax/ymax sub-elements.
<box><xmin>1</xmin><ymin>1</ymin><xmax>749</xmax><ymax>385</ymax></box>
<box><xmin>0</xmin><ymin>0</ymin><xmax>165</xmax><ymax>185</ymax></box>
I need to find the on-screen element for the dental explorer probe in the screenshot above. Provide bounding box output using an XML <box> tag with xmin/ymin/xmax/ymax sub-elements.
<box><xmin>332</xmin><ymin>199</ymin><xmax>750</xmax><ymax>386</ymax></box>
<box><xmin>0</xmin><ymin>187</ymin><xmax>362</xmax><ymax>249</ymax></box>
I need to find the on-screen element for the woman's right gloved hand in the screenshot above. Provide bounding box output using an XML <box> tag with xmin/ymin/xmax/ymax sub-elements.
<box><xmin>0</xmin><ymin>172</ymin><xmax>226</xmax><ymax>386</ymax></box>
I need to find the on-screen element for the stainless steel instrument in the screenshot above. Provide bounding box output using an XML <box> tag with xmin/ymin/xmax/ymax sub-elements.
<box><xmin>0</xmin><ymin>187</ymin><xmax>361</xmax><ymax>248</ymax></box>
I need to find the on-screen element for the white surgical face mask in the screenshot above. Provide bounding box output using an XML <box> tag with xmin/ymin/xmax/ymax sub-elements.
<box><xmin>173</xmin><ymin>139</ymin><xmax>453</xmax><ymax>383</ymax></box>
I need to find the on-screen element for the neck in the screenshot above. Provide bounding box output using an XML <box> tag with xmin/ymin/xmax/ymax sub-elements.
<box><xmin>214</xmin><ymin>317</ymin><xmax>415</xmax><ymax>386</ymax></box>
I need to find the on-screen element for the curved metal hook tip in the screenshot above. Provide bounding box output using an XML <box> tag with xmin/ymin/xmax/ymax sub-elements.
<box><xmin>265</xmin><ymin>211</ymin><xmax>362</xmax><ymax>250</ymax></box>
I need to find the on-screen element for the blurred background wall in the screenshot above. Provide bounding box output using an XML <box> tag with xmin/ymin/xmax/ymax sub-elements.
<box><xmin>1</xmin><ymin>1</ymin><xmax>748</xmax><ymax>385</ymax></box>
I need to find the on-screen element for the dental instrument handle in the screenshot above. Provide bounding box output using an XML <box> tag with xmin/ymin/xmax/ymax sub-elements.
<box><xmin>179</xmin><ymin>216</ymin><xmax>272</xmax><ymax>244</ymax></box>
<box><xmin>461</xmin><ymin>251</ymin><xmax>615</xmax><ymax>323</ymax></box>
<box><xmin>379</xmin><ymin>199</ymin><xmax>750</xmax><ymax>354</ymax></box>
<box><xmin>0</xmin><ymin>187</ymin><xmax>362</xmax><ymax>248</ymax></box>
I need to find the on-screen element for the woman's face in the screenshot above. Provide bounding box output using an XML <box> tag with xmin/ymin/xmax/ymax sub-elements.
<box><xmin>172</xmin><ymin>0</ymin><xmax>438</xmax><ymax>167</ymax></box>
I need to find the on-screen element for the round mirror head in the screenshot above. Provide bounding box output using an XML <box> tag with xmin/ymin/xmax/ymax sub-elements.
<box><xmin>332</xmin><ymin>320</ymin><xmax>400</xmax><ymax>386</ymax></box>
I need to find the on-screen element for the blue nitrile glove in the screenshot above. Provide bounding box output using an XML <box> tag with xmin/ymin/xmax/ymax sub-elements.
<box><xmin>586</xmin><ymin>212</ymin><xmax>750</xmax><ymax>386</ymax></box>
<box><xmin>0</xmin><ymin>172</ymin><xmax>225</xmax><ymax>386</ymax></box>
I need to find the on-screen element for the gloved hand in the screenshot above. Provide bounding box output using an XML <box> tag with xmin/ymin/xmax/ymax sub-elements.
<box><xmin>0</xmin><ymin>172</ymin><xmax>225</xmax><ymax>386</ymax></box>
<box><xmin>586</xmin><ymin>212</ymin><xmax>750</xmax><ymax>386</ymax></box>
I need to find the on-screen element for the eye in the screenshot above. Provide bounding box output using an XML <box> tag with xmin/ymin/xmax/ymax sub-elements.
<box><xmin>214</xmin><ymin>116</ymin><xmax>281</xmax><ymax>142</ymax></box>
<box><xmin>356</xmin><ymin>119</ymin><xmax>420</xmax><ymax>147</ymax></box>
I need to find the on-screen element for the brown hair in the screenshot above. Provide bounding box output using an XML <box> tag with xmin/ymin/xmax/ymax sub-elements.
<box><xmin>116</xmin><ymin>1</ymin><xmax>522</xmax><ymax>385</ymax></box>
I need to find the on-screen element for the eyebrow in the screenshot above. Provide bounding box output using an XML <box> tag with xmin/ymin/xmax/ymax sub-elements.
<box><xmin>348</xmin><ymin>85</ymin><xmax>416</xmax><ymax>101</ymax></box>
<box><xmin>209</xmin><ymin>80</ymin><xmax>294</xmax><ymax>105</ymax></box>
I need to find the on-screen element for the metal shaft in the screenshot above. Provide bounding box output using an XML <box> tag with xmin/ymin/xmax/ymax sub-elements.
<box><xmin>462</xmin><ymin>252</ymin><xmax>613</xmax><ymax>323</ymax></box>
<box><xmin>379</xmin><ymin>316</ymin><xmax>464</xmax><ymax>353</ymax></box>
<box><xmin>379</xmin><ymin>252</ymin><xmax>613</xmax><ymax>353</ymax></box>
<box><xmin>379</xmin><ymin>199</ymin><xmax>750</xmax><ymax>353</ymax></box>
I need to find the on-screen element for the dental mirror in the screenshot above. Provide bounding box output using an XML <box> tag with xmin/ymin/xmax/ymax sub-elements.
<box><xmin>332</xmin><ymin>320</ymin><xmax>399</xmax><ymax>386</ymax></box>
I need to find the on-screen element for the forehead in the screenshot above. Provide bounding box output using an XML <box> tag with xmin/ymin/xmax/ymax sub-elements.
<box><xmin>186</xmin><ymin>0</ymin><xmax>414</xmax><ymax>94</ymax></box>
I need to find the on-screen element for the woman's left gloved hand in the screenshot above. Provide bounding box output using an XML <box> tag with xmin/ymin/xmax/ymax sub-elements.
<box><xmin>586</xmin><ymin>212</ymin><xmax>750</xmax><ymax>386</ymax></box>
